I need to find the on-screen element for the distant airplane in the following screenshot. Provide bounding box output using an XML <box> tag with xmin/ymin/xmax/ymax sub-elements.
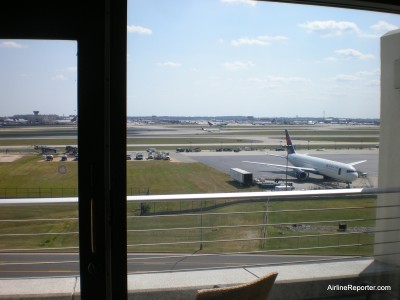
<box><xmin>201</xmin><ymin>127</ymin><xmax>220</xmax><ymax>133</ymax></box>
<box><xmin>56</xmin><ymin>115</ymin><xmax>77</xmax><ymax>124</ymax></box>
<box><xmin>208</xmin><ymin>121</ymin><xmax>228</xmax><ymax>127</ymax></box>
<box><xmin>243</xmin><ymin>129</ymin><xmax>366</xmax><ymax>185</ymax></box>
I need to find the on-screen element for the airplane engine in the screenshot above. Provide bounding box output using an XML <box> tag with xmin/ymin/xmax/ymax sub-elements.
<box><xmin>295</xmin><ymin>169</ymin><xmax>309</xmax><ymax>180</ymax></box>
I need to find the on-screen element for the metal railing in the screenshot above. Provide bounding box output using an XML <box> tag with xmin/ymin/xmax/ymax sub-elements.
<box><xmin>0</xmin><ymin>187</ymin><xmax>399</xmax><ymax>277</ymax></box>
<box><xmin>0</xmin><ymin>186</ymin><xmax>149</xmax><ymax>198</ymax></box>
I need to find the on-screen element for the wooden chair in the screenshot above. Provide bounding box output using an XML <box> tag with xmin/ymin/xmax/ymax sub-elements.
<box><xmin>195</xmin><ymin>272</ymin><xmax>278</xmax><ymax>300</ymax></box>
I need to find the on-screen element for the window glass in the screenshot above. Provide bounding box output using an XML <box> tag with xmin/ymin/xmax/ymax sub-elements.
<box><xmin>126</xmin><ymin>0</ymin><xmax>399</xmax><ymax>275</ymax></box>
<box><xmin>0</xmin><ymin>40</ymin><xmax>78</xmax><ymax>278</ymax></box>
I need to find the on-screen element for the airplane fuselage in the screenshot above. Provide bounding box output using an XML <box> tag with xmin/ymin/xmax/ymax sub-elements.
<box><xmin>289</xmin><ymin>153</ymin><xmax>359</xmax><ymax>183</ymax></box>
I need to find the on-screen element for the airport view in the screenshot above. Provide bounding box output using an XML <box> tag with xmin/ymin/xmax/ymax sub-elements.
<box><xmin>0</xmin><ymin>116</ymin><xmax>380</xmax><ymax>274</ymax></box>
<box><xmin>1</xmin><ymin>0</ymin><xmax>399</xmax><ymax>299</ymax></box>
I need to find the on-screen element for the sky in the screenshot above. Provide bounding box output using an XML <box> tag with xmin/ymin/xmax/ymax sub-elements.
<box><xmin>1</xmin><ymin>0</ymin><xmax>400</xmax><ymax>118</ymax></box>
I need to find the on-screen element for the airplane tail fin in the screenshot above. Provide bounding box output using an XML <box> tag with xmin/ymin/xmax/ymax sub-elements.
<box><xmin>285</xmin><ymin>129</ymin><xmax>296</xmax><ymax>155</ymax></box>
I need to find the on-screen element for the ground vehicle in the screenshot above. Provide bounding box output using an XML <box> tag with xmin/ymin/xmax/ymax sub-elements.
<box><xmin>45</xmin><ymin>155</ymin><xmax>54</xmax><ymax>161</ymax></box>
<box><xmin>229</xmin><ymin>168</ymin><xmax>253</xmax><ymax>186</ymax></box>
<box><xmin>274</xmin><ymin>185</ymin><xmax>295</xmax><ymax>191</ymax></box>
<box><xmin>135</xmin><ymin>153</ymin><xmax>143</xmax><ymax>160</ymax></box>
<box><xmin>126</xmin><ymin>154</ymin><xmax>131</xmax><ymax>160</ymax></box>
<box><xmin>61</xmin><ymin>155</ymin><xmax>68</xmax><ymax>161</ymax></box>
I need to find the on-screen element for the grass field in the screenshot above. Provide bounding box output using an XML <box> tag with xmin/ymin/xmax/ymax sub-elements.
<box><xmin>0</xmin><ymin>125</ymin><xmax>378</xmax><ymax>255</ymax></box>
<box><xmin>0</xmin><ymin>195</ymin><xmax>376</xmax><ymax>255</ymax></box>
<box><xmin>126</xmin><ymin>197</ymin><xmax>375</xmax><ymax>255</ymax></box>
<box><xmin>0</xmin><ymin>153</ymin><xmax>376</xmax><ymax>255</ymax></box>
<box><xmin>0</xmin><ymin>155</ymin><xmax>252</xmax><ymax>196</ymax></box>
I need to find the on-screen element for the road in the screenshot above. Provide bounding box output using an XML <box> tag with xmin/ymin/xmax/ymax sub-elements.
<box><xmin>0</xmin><ymin>253</ymin><xmax>344</xmax><ymax>279</ymax></box>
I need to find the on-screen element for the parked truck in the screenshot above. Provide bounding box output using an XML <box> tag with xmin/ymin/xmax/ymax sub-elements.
<box><xmin>229</xmin><ymin>168</ymin><xmax>253</xmax><ymax>186</ymax></box>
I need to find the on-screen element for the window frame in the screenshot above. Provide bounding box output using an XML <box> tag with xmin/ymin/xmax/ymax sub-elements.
<box><xmin>0</xmin><ymin>1</ymin><xmax>127</xmax><ymax>299</ymax></box>
<box><xmin>1</xmin><ymin>0</ymin><xmax>399</xmax><ymax>299</ymax></box>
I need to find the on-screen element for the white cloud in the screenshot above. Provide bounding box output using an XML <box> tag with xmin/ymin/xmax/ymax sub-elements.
<box><xmin>222</xmin><ymin>61</ymin><xmax>255</xmax><ymax>71</ymax></box>
<box><xmin>127</xmin><ymin>25</ymin><xmax>153</xmax><ymax>35</ymax></box>
<box><xmin>356</xmin><ymin>70</ymin><xmax>380</xmax><ymax>78</ymax></box>
<box><xmin>370</xmin><ymin>21</ymin><xmax>398</xmax><ymax>34</ymax></box>
<box><xmin>249</xmin><ymin>76</ymin><xmax>311</xmax><ymax>88</ymax></box>
<box><xmin>335</xmin><ymin>74</ymin><xmax>360</xmax><ymax>81</ymax></box>
<box><xmin>365</xmin><ymin>79</ymin><xmax>380</xmax><ymax>87</ymax></box>
<box><xmin>334</xmin><ymin>69</ymin><xmax>380</xmax><ymax>85</ymax></box>
<box><xmin>157</xmin><ymin>62</ymin><xmax>182</xmax><ymax>68</ymax></box>
<box><xmin>0</xmin><ymin>41</ymin><xmax>26</xmax><ymax>48</ymax></box>
<box><xmin>324</xmin><ymin>56</ymin><xmax>338</xmax><ymax>62</ymax></box>
<box><xmin>52</xmin><ymin>74</ymin><xmax>68</xmax><ymax>81</ymax></box>
<box><xmin>67</xmin><ymin>66</ymin><xmax>77</xmax><ymax>72</ymax></box>
<box><xmin>231</xmin><ymin>35</ymin><xmax>287</xmax><ymax>47</ymax></box>
<box><xmin>299</xmin><ymin>20</ymin><xmax>360</xmax><ymax>37</ymax></box>
<box><xmin>335</xmin><ymin>49</ymin><xmax>374</xmax><ymax>60</ymax></box>
<box><xmin>220</xmin><ymin>0</ymin><xmax>256</xmax><ymax>6</ymax></box>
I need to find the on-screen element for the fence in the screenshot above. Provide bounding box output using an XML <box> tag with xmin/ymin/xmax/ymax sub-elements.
<box><xmin>0</xmin><ymin>188</ymin><xmax>399</xmax><ymax>276</ymax></box>
<box><xmin>0</xmin><ymin>186</ymin><xmax>149</xmax><ymax>198</ymax></box>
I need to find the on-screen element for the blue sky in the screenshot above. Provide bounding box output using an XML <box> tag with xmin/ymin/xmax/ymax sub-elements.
<box><xmin>1</xmin><ymin>0</ymin><xmax>400</xmax><ymax>118</ymax></box>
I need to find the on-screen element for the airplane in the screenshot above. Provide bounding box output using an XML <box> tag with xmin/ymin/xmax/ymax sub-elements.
<box><xmin>243</xmin><ymin>129</ymin><xmax>366</xmax><ymax>185</ymax></box>
<box><xmin>201</xmin><ymin>127</ymin><xmax>220</xmax><ymax>133</ymax></box>
<box><xmin>208</xmin><ymin>121</ymin><xmax>228</xmax><ymax>127</ymax></box>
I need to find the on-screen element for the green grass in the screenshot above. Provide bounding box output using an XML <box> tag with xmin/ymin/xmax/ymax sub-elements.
<box><xmin>295</xmin><ymin>137</ymin><xmax>379</xmax><ymax>143</ymax></box>
<box><xmin>220</xmin><ymin>129</ymin><xmax>379</xmax><ymax>137</ymax></box>
<box><xmin>0</xmin><ymin>156</ymin><xmax>375</xmax><ymax>255</ymax></box>
<box><xmin>126</xmin><ymin>197</ymin><xmax>376</xmax><ymax>255</ymax></box>
<box><xmin>0</xmin><ymin>154</ymin><xmax>377</xmax><ymax>256</ymax></box>
<box><xmin>127</xmin><ymin>137</ymin><xmax>253</xmax><ymax>145</ymax></box>
<box><xmin>0</xmin><ymin>155</ymin><xmax>254</xmax><ymax>197</ymax></box>
<box><xmin>0</xmin><ymin>155</ymin><xmax>78</xmax><ymax>192</ymax></box>
<box><xmin>0</xmin><ymin>139</ymin><xmax>77</xmax><ymax>146</ymax></box>
<box><xmin>0</xmin><ymin>204</ymin><xmax>78</xmax><ymax>251</ymax></box>
<box><xmin>127</xmin><ymin>161</ymin><xmax>259</xmax><ymax>195</ymax></box>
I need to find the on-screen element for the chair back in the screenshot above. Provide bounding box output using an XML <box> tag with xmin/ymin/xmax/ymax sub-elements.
<box><xmin>196</xmin><ymin>272</ymin><xmax>278</xmax><ymax>300</ymax></box>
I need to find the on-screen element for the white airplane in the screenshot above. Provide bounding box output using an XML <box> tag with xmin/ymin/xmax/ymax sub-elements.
<box><xmin>201</xmin><ymin>127</ymin><xmax>220</xmax><ymax>133</ymax></box>
<box><xmin>243</xmin><ymin>129</ymin><xmax>366</xmax><ymax>185</ymax></box>
<box><xmin>208</xmin><ymin>121</ymin><xmax>228</xmax><ymax>127</ymax></box>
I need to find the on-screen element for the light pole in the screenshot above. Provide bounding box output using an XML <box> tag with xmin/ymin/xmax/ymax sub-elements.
<box><xmin>286</xmin><ymin>153</ymin><xmax>288</xmax><ymax>191</ymax></box>
<box><xmin>200</xmin><ymin>201</ymin><xmax>203</xmax><ymax>250</ymax></box>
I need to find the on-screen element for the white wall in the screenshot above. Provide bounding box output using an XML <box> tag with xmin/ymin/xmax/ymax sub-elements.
<box><xmin>375</xmin><ymin>29</ymin><xmax>400</xmax><ymax>268</ymax></box>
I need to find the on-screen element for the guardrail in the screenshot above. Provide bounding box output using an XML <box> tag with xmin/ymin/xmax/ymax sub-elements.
<box><xmin>0</xmin><ymin>187</ymin><xmax>149</xmax><ymax>198</ymax></box>
<box><xmin>0</xmin><ymin>188</ymin><xmax>399</xmax><ymax>277</ymax></box>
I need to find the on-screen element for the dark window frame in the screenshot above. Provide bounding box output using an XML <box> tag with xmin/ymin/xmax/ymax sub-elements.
<box><xmin>1</xmin><ymin>1</ymin><xmax>399</xmax><ymax>299</ymax></box>
<box><xmin>1</xmin><ymin>1</ymin><xmax>127</xmax><ymax>299</ymax></box>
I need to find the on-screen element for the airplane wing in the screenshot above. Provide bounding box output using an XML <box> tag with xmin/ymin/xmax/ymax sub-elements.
<box><xmin>265</xmin><ymin>153</ymin><xmax>287</xmax><ymax>159</ymax></box>
<box><xmin>243</xmin><ymin>161</ymin><xmax>318</xmax><ymax>172</ymax></box>
<box><xmin>348</xmin><ymin>160</ymin><xmax>367</xmax><ymax>166</ymax></box>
